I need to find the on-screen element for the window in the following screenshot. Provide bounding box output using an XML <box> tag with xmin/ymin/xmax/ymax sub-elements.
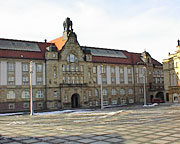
<box><xmin>62</xmin><ymin>64</ymin><xmax>66</xmax><ymax>72</ymax></box>
<box><xmin>89</xmin><ymin>90</ymin><xmax>92</xmax><ymax>97</ymax></box>
<box><xmin>37</xmin><ymin>77</ymin><xmax>42</xmax><ymax>84</ymax></box>
<box><xmin>139</xmin><ymin>88</ymin><xmax>143</xmax><ymax>94</ymax></box>
<box><xmin>128</xmin><ymin>77</ymin><xmax>132</xmax><ymax>83</ymax></box>
<box><xmin>23</xmin><ymin>103</ymin><xmax>29</xmax><ymax>109</ymax></box>
<box><xmin>72</xmin><ymin>77</ymin><xmax>75</xmax><ymax>84</ymax></box>
<box><xmin>54</xmin><ymin>91</ymin><xmax>58</xmax><ymax>97</ymax></box>
<box><xmin>67</xmin><ymin>65</ymin><xmax>70</xmax><ymax>71</ymax></box>
<box><xmin>23</xmin><ymin>77</ymin><xmax>29</xmax><ymax>85</ymax></box>
<box><xmin>120</xmin><ymin>68</ymin><xmax>124</xmax><ymax>74</ymax></box>
<box><xmin>52</xmin><ymin>53</ymin><xmax>56</xmax><ymax>58</ymax></box>
<box><xmin>67</xmin><ymin>54</ymin><xmax>77</xmax><ymax>62</ymax></box>
<box><xmin>89</xmin><ymin>101</ymin><xmax>93</xmax><ymax>107</ymax></box>
<box><xmin>128</xmin><ymin>89</ymin><xmax>133</xmax><ymax>95</ymax></box>
<box><xmin>102</xmin><ymin>89</ymin><xmax>107</xmax><ymax>95</ymax></box>
<box><xmin>111</xmin><ymin>89</ymin><xmax>116</xmax><ymax>95</ymax></box>
<box><xmin>53</xmin><ymin>66</ymin><xmax>57</xmax><ymax>78</ymax></box>
<box><xmin>103</xmin><ymin>101</ymin><xmax>108</xmax><ymax>106</ymax></box>
<box><xmin>63</xmin><ymin>77</ymin><xmax>66</xmax><ymax>83</ymax></box>
<box><xmin>37</xmin><ymin>102</ymin><xmax>43</xmax><ymax>108</ymax></box>
<box><xmin>71</xmin><ymin>64</ymin><xmax>75</xmax><ymax>72</ymax></box>
<box><xmin>111</xmin><ymin>67</ymin><xmax>115</xmax><ymax>73</ymax></box>
<box><xmin>22</xmin><ymin>90</ymin><xmax>30</xmax><ymax>98</ymax></box>
<box><xmin>65</xmin><ymin>96</ymin><xmax>68</xmax><ymax>103</ymax></box>
<box><xmin>102</xmin><ymin>77</ymin><xmax>107</xmax><ymax>84</ymax></box>
<box><xmin>36</xmin><ymin>90</ymin><xmax>44</xmax><ymax>98</ymax></box>
<box><xmin>121</xmin><ymin>98</ymin><xmax>126</xmax><ymax>104</ymax></box>
<box><xmin>128</xmin><ymin>68</ymin><xmax>132</xmax><ymax>74</ymax></box>
<box><xmin>76</xmin><ymin>65</ymin><xmax>79</xmax><ymax>72</ymax></box>
<box><xmin>102</xmin><ymin>65</ymin><xmax>106</xmax><ymax>73</ymax></box>
<box><xmin>88</xmin><ymin>72</ymin><xmax>91</xmax><ymax>79</ymax></box>
<box><xmin>83</xmin><ymin>96</ymin><xmax>86</xmax><ymax>102</ymax></box>
<box><xmin>8</xmin><ymin>76</ymin><xmax>15</xmax><ymax>85</ymax></box>
<box><xmin>120</xmin><ymin>89</ymin><xmax>125</xmax><ymax>95</ymax></box>
<box><xmin>7</xmin><ymin>91</ymin><xmax>15</xmax><ymax>99</ymax></box>
<box><xmin>93</xmin><ymin>77</ymin><xmax>97</xmax><ymax>83</ymax></box>
<box><xmin>93</xmin><ymin>66</ymin><xmax>97</xmax><ymax>73</ymax></box>
<box><xmin>96</xmin><ymin>101</ymin><xmax>99</xmax><ymax>106</ymax></box>
<box><xmin>22</xmin><ymin>63</ymin><xmax>29</xmax><ymax>72</ymax></box>
<box><xmin>112</xmin><ymin>99</ymin><xmax>117</xmax><ymax>105</ymax></box>
<box><xmin>67</xmin><ymin>77</ymin><xmax>70</xmax><ymax>84</ymax></box>
<box><xmin>95</xmin><ymin>89</ymin><xmax>98</xmax><ymax>96</ymax></box>
<box><xmin>111</xmin><ymin>77</ymin><xmax>116</xmax><ymax>84</ymax></box>
<box><xmin>36</xmin><ymin>64</ymin><xmax>42</xmax><ymax>72</ymax></box>
<box><xmin>9</xmin><ymin>103</ymin><xmax>15</xmax><ymax>109</ymax></box>
<box><xmin>120</xmin><ymin>77</ymin><xmax>124</xmax><ymax>83</ymax></box>
<box><xmin>80</xmin><ymin>65</ymin><xmax>84</xmax><ymax>72</ymax></box>
<box><xmin>8</xmin><ymin>63</ymin><xmax>15</xmax><ymax>71</ymax></box>
<box><xmin>80</xmin><ymin>77</ymin><xmax>84</xmax><ymax>83</ymax></box>
<box><xmin>76</xmin><ymin>77</ymin><xmax>79</xmax><ymax>84</ymax></box>
<box><xmin>129</xmin><ymin>98</ymin><xmax>134</xmax><ymax>103</ymax></box>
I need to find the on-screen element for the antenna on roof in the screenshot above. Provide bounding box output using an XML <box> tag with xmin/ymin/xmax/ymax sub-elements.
<box><xmin>44</xmin><ymin>39</ymin><xmax>47</xmax><ymax>43</ymax></box>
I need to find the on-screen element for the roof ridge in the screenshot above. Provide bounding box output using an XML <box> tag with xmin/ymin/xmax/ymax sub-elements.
<box><xmin>0</xmin><ymin>38</ymin><xmax>49</xmax><ymax>44</ymax></box>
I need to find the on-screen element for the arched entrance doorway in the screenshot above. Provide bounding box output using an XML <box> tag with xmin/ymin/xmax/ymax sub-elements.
<box><xmin>71</xmin><ymin>93</ymin><xmax>79</xmax><ymax>108</ymax></box>
<box><xmin>156</xmin><ymin>92</ymin><xmax>164</xmax><ymax>101</ymax></box>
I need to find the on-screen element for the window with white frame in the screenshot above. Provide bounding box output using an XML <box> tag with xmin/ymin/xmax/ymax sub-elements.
<box><xmin>8</xmin><ymin>63</ymin><xmax>15</xmax><ymax>71</ymax></box>
<box><xmin>7</xmin><ymin>91</ymin><xmax>15</xmax><ymax>99</ymax></box>
<box><xmin>128</xmin><ymin>68</ymin><xmax>132</xmax><ymax>74</ymax></box>
<box><xmin>36</xmin><ymin>64</ymin><xmax>42</xmax><ymax>72</ymax></box>
<box><xmin>111</xmin><ymin>77</ymin><xmax>116</xmax><ymax>83</ymax></box>
<box><xmin>112</xmin><ymin>99</ymin><xmax>117</xmax><ymax>105</ymax></box>
<box><xmin>128</xmin><ymin>77</ymin><xmax>132</xmax><ymax>83</ymax></box>
<box><xmin>89</xmin><ymin>90</ymin><xmax>92</xmax><ymax>97</ymax></box>
<box><xmin>102</xmin><ymin>65</ymin><xmax>106</xmax><ymax>73</ymax></box>
<box><xmin>93</xmin><ymin>77</ymin><xmax>97</xmax><ymax>83</ymax></box>
<box><xmin>53</xmin><ymin>66</ymin><xmax>57</xmax><ymax>78</ymax></box>
<box><xmin>76</xmin><ymin>65</ymin><xmax>79</xmax><ymax>72</ymax></box>
<box><xmin>89</xmin><ymin>101</ymin><xmax>93</xmax><ymax>106</ymax></box>
<box><xmin>120</xmin><ymin>68</ymin><xmax>124</xmax><ymax>74</ymax></box>
<box><xmin>72</xmin><ymin>77</ymin><xmax>75</xmax><ymax>84</ymax></box>
<box><xmin>76</xmin><ymin>77</ymin><xmax>79</xmax><ymax>84</ymax></box>
<box><xmin>54</xmin><ymin>91</ymin><xmax>58</xmax><ymax>97</ymax></box>
<box><xmin>22</xmin><ymin>90</ymin><xmax>30</xmax><ymax>98</ymax></box>
<box><xmin>120</xmin><ymin>88</ymin><xmax>125</xmax><ymax>95</ymax></box>
<box><xmin>71</xmin><ymin>64</ymin><xmax>75</xmax><ymax>72</ymax></box>
<box><xmin>62</xmin><ymin>77</ymin><xmax>66</xmax><ymax>83</ymax></box>
<box><xmin>120</xmin><ymin>77</ymin><xmax>124</xmax><ymax>83</ymax></box>
<box><xmin>9</xmin><ymin>103</ymin><xmax>15</xmax><ymax>109</ymax></box>
<box><xmin>102</xmin><ymin>89</ymin><xmax>107</xmax><ymax>95</ymax></box>
<box><xmin>111</xmin><ymin>67</ymin><xmax>115</xmax><ymax>73</ymax></box>
<box><xmin>96</xmin><ymin>101</ymin><xmax>99</xmax><ymax>106</ymax></box>
<box><xmin>83</xmin><ymin>96</ymin><xmax>86</xmax><ymax>102</ymax></box>
<box><xmin>65</xmin><ymin>96</ymin><xmax>68</xmax><ymax>103</ymax></box>
<box><xmin>67</xmin><ymin>77</ymin><xmax>70</xmax><ymax>84</ymax></box>
<box><xmin>128</xmin><ymin>89</ymin><xmax>133</xmax><ymax>95</ymax></box>
<box><xmin>8</xmin><ymin>76</ymin><xmax>15</xmax><ymax>85</ymax></box>
<box><xmin>67</xmin><ymin>65</ymin><xmax>70</xmax><ymax>71</ymax></box>
<box><xmin>80</xmin><ymin>77</ymin><xmax>84</xmax><ymax>83</ymax></box>
<box><xmin>93</xmin><ymin>66</ymin><xmax>97</xmax><ymax>73</ymax></box>
<box><xmin>95</xmin><ymin>89</ymin><xmax>98</xmax><ymax>96</ymax></box>
<box><xmin>88</xmin><ymin>72</ymin><xmax>91</xmax><ymax>79</ymax></box>
<box><xmin>80</xmin><ymin>65</ymin><xmax>84</xmax><ymax>72</ymax></box>
<box><xmin>102</xmin><ymin>77</ymin><xmax>107</xmax><ymax>84</ymax></box>
<box><xmin>37</xmin><ymin>77</ymin><xmax>42</xmax><ymax>84</ymax></box>
<box><xmin>22</xmin><ymin>77</ymin><xmax>29</xmax><ymax>85</ymax></box>
<box><xmin>111</xmin><ymin>89</ymin><xmax>117</xmax><ymax>95</ymax></box>
<box><xmin>36</xmin><ymin>90</ymin><xmax>44</xmax><ymax>98</ymax></box>
<box><xmin>62</xmin><ymin>64</ymin><xmax>66</xmax><ymax>72</ymax></box>
<box><xmin>22</xmin><ymin>63</ymin><xmax>29</xmax><ymax>72</ymax></box>
<box><xmin>67</xmin><ymin>54</ymin><xmax>77</xmax><ymax>63</ymax></box>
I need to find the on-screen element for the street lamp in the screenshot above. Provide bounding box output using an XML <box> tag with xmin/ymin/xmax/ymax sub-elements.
<box><xmin>143</xmin><ymin>67</ymin><xmax>147</xmax><ymax>106</ymax></box>
<box><xmin>100</xmin><ymin>65</ymin><xmax>104</xmax><ymax>109</ymax></box>
<box><xmin>29</xmin><ymin>61</ymin><xmax>34</xmax><ymax>116</ymax></box>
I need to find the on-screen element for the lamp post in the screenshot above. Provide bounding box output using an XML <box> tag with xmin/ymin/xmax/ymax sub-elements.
<box><xmin>143</xmin><ymin>67</ymin><xmax>147</xmax><ymax>106</ymax></box>
<box><xmin>100</xmin><ymin>65</ymin><xmax>104</xmax><ymax>109</ymax></box>
<box><xmin>29</xmin><ymin>61</ymin><xmax>34</xmax><ymax>116</ymax></box>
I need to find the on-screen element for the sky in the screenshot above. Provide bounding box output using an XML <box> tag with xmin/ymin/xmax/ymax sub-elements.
<box><xmin>0</xmin><ymin>0</ymin><xmax>180</xmax><ymax>62</ymax></box>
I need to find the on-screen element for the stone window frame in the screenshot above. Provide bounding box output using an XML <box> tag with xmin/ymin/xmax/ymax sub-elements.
<box><xmin>22</xmin><ymin>63</ymin><xmax>29</xmax><ymax>72</ymax></box>
<box><xmin>36</xmin><ymin>90</ymin><xmax>44</xmax><ymax>98</ymax></box>
<box><xmin>9</xmin><ymin>103</ymin><xmax>15</xmax><ymax>109</ymax></box>
<box><xmin>8</xmin><ymin>62</ymin><xmax>15</xmax><ymax>72</ymax></box>
<box><xmin>36</xmin><ymin>64</ymin><xmax>43</xmax><ymax>73</ymax></box>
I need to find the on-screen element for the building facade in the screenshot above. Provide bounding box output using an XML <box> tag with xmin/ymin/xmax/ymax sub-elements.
<box><xmin>163</xmin><ymin>40</ymin><xmax>180</xmax><ymax>103</ymax></box>
<box><xmin>0</xmin><ymin>18</ymin><xmax>164</xmax><ymax>112</ymax></box>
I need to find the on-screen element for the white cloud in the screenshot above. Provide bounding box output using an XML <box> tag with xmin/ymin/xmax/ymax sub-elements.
<box><xmin>0</xmin><ymin>0</ymin><xmax>179</xmax><ymax>62</ymax></box>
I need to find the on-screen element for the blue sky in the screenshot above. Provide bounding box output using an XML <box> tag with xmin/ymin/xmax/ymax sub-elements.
<box><xmin>0</xmin><ymin>0</ymin><xmax>180</xmax><ymax>62</ymax></box>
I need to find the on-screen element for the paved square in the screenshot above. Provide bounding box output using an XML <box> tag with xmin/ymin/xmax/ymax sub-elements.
<box><xmin>1</xmin><ymin>103</ymin><xmax>180</xmax><ymax>143</ymax></box>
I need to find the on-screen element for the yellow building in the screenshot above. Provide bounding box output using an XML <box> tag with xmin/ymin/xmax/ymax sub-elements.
<box><xmin>163</xmin><ymin>40</ymin><xmax>180</xmax><ymax>103</ymax></box>
<box><xmin>0</xmin><ymin>18</ymin><xmax>164</xmax><ymax>112</ymax></box>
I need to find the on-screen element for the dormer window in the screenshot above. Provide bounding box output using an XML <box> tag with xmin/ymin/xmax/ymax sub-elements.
<box><xmin>67</xmin><ymin>54</ymin><xmax>77</xmax><ymax>62</ymax></box>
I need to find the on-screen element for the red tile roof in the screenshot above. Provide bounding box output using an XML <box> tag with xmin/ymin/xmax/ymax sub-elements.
<box><xmin>0</xmin><ymin>38</ymin><xmax>50</xmax><ymax>59</ymax></box>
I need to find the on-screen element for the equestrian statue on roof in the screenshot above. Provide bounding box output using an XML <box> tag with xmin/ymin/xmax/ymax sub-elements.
<box><xmin>63</xmin><ymin>17</ymin><xmax>73</xmax><ymax>34</ymax></box>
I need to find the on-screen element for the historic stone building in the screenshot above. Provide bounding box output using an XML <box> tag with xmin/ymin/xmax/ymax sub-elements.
<box><xmin>0</xmin><ymin>18</ymin><xmax>164</xmax><ymax>112</ymax></box>
<box><xmin>163</xmin><ymin>40</ymin><xmax>180</xmax><ymax>103</ymax></box>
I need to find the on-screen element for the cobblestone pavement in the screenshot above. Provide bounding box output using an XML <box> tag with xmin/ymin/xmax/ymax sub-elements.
<box><xmin>1</xmin><ymin>104</ymin><xmax>180</xmax><ymax>144</ymax></box>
